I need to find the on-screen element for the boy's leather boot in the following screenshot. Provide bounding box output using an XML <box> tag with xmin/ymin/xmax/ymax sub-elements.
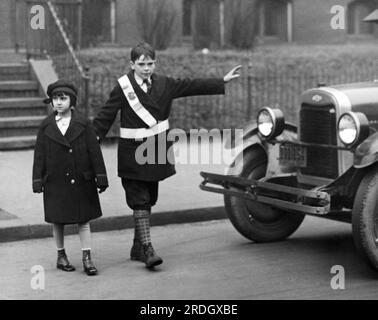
<box><xmin>133</xmin><ymin>209</ymin><xmax>163</xmax><ymax>268</ymax></box>
<box><xmin>57</xmin><ymin>249</ymin><xmax>75</xmax><ymax>272</ymax></box>
<box><xmin>142</xmin><ymin>242</ymin><xmax>163</xmax><ymax>269</ymax></box>
<box><xmin>82</xmin><ymin>250</ymin><xmax>98</xmax><ymax>276</ymax></box>
<box><xmin>130</xmin><ymin>238</ymin><xmax>146</xmax><ymax>262</ymax></box>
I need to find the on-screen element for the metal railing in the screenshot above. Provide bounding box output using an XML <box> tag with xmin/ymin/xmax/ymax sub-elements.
<box><xmin>87</xmin><ymin>60</ymin><xmax>378</xmax><ymax>135</ymax></box>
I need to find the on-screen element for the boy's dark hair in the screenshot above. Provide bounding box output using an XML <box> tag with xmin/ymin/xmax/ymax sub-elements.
<box><xmin>130</xmin><ymin>42</ymin><xmax>155</xmax><ymax>62</ymax></box>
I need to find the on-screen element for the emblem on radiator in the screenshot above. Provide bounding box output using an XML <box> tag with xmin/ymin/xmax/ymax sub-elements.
<box><xmin>312</xmin><ymin>94</ymin><xmax>322</xmax><ymax>102</ymax></box>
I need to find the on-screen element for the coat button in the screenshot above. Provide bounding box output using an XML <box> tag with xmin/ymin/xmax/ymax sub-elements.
<box><xmin>70</xmin><ymin>179</ymin><xmax>75</xmax><ymax>184</ymax></box>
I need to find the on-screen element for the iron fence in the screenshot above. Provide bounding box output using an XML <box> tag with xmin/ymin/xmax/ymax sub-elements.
<box><xmin>88</xmin><ymin>60</ymin><xmax>378</xmax><ymax>136</ymax></box>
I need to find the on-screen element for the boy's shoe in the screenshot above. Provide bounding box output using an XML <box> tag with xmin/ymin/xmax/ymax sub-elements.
<box><xmin>142</xmin><ymin>243</ymin><xmax>163</xmax><ymax>269</ymax></box>
<box><xmin>82</xmin><ymin>250</ymin><xmax>98</xmax><ymax>276</ymax></box>
<box><xmin>57</xmin><ymin>249</ymin><xmax>75</xmax><ymax>272</ymax></box>
<box><xmin>130</xmin><ymin>238</ymin><xmax>146</xmax><ymax>262</ymax></box>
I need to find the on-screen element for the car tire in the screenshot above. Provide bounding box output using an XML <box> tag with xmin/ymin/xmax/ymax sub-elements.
<box><xmin>224</xmin><ymin>146</ymin><xmax>305</xmax><ymax>242</ymax></box>
<box><xmin>352</xmin><ymin>166</ymin><xmax>378</xmax><ymax>271</ymax></box>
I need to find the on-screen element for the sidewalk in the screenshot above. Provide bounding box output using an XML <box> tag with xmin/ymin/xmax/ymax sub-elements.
<box><xmin>0</xmin><ymin>138</ymin><xmax>231</xmax><ymax>242</ymax></box>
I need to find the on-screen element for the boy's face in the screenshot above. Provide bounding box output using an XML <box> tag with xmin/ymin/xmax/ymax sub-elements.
<box><xmin>130</xmin><ymin>54</ymin><xmax>156</xmax><ymax>80</ymax></box>
<box><xmin>52</xmin><ymin>92</ymin><xmax>71</xmax><ymax>115</ymax></box>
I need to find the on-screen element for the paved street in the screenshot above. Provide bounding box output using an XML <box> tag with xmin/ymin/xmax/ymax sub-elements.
<box><xmin>1</xmin><ymin>216</ymin><xmax>378</xmax><ymax>300</ymax></box>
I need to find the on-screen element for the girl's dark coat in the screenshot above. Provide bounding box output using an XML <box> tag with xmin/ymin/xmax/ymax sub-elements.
<box><xmin>32</xmin><ymin>111</ymin><xmax>108</xmax><ymax>224</ymax></box>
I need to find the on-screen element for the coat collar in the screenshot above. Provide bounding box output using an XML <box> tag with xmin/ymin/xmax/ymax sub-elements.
<box><xmin>127</xmin><ymin>71</ymin><xmax>166</xmax><ymax>112</ymax></box>
<box><xmin>44</xmin><ymin>109</ymin><xmax>87</xmax><ymax>147</ymax></box>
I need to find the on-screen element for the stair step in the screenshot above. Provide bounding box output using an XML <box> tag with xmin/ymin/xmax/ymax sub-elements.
<box><xmin>0</xmin><ymin>64</ymin><xmax>30</xmax><ymax>81</ymax></box>
<box><xmin>0</xmin><ymin>63</ymin><xmax>29</xmax><ymax>73</ymax></box>
<box><xmin>0</xmin><ymin>115</ymin><xmax>45</xmax><ymax>127</ymax></box>
<box><xmin>0</xmin><ymin>97</ymin><xmax>47</xmax><ymax>116</ymax></box>
<box><xmin>0</xmin><ymin>97</ymin><xmax>45</xmax><ymax>108</ymax></box>
<box><xmin>0</xmin><ymin>135</ymin><xmax>36</xmax><ymax>150</ymax></box>
<box><xmin>0</xmin><ymin>115</ymin><xmax>44</xmax><ymax>137</ymax></box>
<box><xmin>0</xmin><ymin>80</ymin><xmax>38</xmax><ymax>91</ymax></box>
<box><xmin>0</xmin><ymin>80</ymin><xmax>39</xmax><ymax>98</ymax></box>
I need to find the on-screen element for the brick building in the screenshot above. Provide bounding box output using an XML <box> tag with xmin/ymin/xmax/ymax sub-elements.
<box><xmin>1</xmin><ymin>0</ymin><xmax>378</xmax><ymax>50</ymax></box>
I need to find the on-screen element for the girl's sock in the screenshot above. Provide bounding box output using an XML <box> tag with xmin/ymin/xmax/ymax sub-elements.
<box><xmin>52</xmin><ymin>223</ymin><xmax>64</xmax><ymax>249</ymax></box>
<box><xmin>78</xmin><ymin>222</ymin><xmax>91</xmax><ymax>250</ymax></box>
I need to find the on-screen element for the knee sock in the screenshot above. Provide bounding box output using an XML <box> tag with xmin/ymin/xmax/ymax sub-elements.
<box><xmin>133</xmin><ymin>209</ymin><xmax>151</xmax><ymax>245</ymax></box>
<box><xmin>78</xmin><ymin>222</ymin><xmax>91</xmax><ymax>251</ymax></box>
<box><xmin>133</xmin><ymin>224</ymin><xmax>138</xmax><ymax>241</ymax></box>
<box><xmin>52</xmin><ymin>223</ymin><xmax>64</xmax><ymax>250</ymax></box>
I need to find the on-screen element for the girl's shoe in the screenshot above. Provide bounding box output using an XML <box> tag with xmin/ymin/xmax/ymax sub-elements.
<box><xmin>82</xmin><ymin>250</ymin><xmax>98</xmax><ymax>276</ymax></box>
<box><xmin>57</xmin><ymin>249</ymin><xmax>75</xmax><ymax>272</ymax></box>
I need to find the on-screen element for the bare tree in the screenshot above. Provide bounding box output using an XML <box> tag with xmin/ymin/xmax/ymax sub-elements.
<box><xmin>136</xmin><ymin>0</ymin><xmax>178</xmax><ymax>50</ymax></box>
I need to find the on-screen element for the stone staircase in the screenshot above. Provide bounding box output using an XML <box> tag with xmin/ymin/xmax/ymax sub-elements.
<box><xmin>0</xmin><ymin>63</ymin><xmax>47</xmax><ymax>150</ymax></box>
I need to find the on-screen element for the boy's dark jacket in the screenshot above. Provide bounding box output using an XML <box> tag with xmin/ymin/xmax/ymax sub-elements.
<box><xmin>93</xmin><ymin>71</ymin><xmax>225</xmax><ymax>181</ymax></box>
<box><xmin>32</xmin><ymin>110</ymin><xmax>108</xmax><ymax>224</ymax></box>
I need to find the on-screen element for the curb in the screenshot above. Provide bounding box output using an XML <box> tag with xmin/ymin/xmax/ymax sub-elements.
<box><xmin>0</xmin><ymin>206</ymin><xmax>227</xmax><ymax>243</ymax></box>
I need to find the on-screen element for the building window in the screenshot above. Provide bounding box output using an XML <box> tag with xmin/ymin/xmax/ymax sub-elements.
<box><xmin>183</xmin><ymin>0</ymin><xmax>192</xmax><ymax>36</ymax></box>
<box><xmin>348</xmin><ymin>0</ymin><xmax>375</xmax><ymax>35</ymax></box>
<box><xmin>258</xmin><ymin>0</ymin><xmax>290</xmax><ymax>40</ymax></box>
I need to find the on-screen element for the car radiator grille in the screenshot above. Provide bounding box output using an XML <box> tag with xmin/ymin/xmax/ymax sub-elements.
<box><xmin>299</xmin><ymin>103</ymin><xmax>338</xmax><ymax>179</ymax></box>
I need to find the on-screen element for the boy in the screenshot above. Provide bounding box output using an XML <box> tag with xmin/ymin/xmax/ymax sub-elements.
<box><xmin>33</xmin><ymin>80</ymin><xmax>108</xmax><ymax>276</ymax></box>
<box><xmin>93</xmin><ymin>42</ymin><xmax>240</xmax><ymax>269</ymax></box>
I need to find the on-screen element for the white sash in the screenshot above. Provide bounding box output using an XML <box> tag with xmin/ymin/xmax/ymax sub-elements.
<box><xmin>118</xmin><ymin>74</ymin><xmax>157</xmax><ymax>128</ymax></box>
<box><xmin>120</xmin><ymin>119</ymin><xmax>169</xmax><ymax>139</ymax></box>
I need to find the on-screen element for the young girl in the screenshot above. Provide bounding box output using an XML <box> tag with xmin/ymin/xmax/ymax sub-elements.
<box><xmin>33</xmin><ymin>80</ymin><xmax>108</xmax><ymax>276</ymax></box>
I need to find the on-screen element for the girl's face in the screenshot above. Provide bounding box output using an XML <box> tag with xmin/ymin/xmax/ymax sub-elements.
<box><xmin>52</xmin><ymin>92</ymin><xmax>71</xmax><ymax>115</ymax></box>
<box><xmin>130</xmin><ymin>54</ymin><xmax>156</xmax><ymax>80</ymax></box>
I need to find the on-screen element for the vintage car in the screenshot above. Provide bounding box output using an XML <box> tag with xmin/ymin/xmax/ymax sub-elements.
<box><xmin>200</xmin><ymin>81</ymin><xmax>378</xmax><ymax>271</ymax></box>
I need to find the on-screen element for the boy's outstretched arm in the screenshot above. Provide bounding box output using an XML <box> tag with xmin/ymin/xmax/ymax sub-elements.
<box><xmin>223</xmin><ymin>65</ymin><xmax>242</xmax><ymax>83</ymax></box>
<box><xmin>169</xmin><ymin>65</ymin><xmax>242</xmax><ymax>99</ymax></box>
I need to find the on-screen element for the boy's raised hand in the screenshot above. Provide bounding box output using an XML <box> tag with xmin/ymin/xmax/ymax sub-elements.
<box><xmin>223</xmin><ymin>65</ymin><xmax>242</xmax><ymax>83</ymax></box>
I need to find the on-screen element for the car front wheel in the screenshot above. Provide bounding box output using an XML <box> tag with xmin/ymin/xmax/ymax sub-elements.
<box><xmin>352</xmin><ymin>166</ymin><xmax>378</xmax><ymax>271</ymax></box>
<box><xmin>224</xmin><ymin>147</ymin><xmax>305</xmax><ymax>242</ymax></box>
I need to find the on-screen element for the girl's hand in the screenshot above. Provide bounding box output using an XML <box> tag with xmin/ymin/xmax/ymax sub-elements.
<box><xmin>223</xmin><ymin>65</ymin><xmax>242</xmax><ymax>83</ymax></box>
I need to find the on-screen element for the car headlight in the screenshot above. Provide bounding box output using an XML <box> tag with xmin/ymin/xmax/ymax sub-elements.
<box><xmin>338</xmin><ymin>112</ymin><xmax>369</xmax><ymax>147</ymax></box>
<box><xmin>257</xmin><ymin>107</ymin><xmax>285</xmax><ymax>139</ymax></box>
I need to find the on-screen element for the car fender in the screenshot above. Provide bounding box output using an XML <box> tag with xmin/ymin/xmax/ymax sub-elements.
<box><xmin>354</xmin><ymin>132</ymin><xmax>378</xmax><ymax>168</ymax></box>
<box><xmin>225</xmin><ymin>121</ymin><xmax>298</xmax><ymax>177</ymax></box>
